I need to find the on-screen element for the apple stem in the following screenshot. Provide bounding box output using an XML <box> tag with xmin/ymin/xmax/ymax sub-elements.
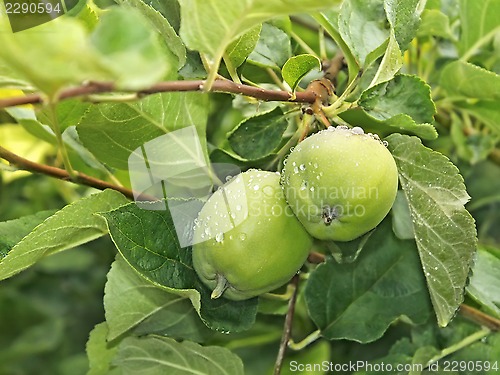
<box><xmin>211</xmin><ymin>274</ymin><xmax>228</xmax><ymax>299</ymax></box>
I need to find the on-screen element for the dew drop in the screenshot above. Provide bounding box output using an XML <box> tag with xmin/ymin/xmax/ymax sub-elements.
<box><xmin>225</xmin><ymin>175</ymin><xmax>233</xmax><ymax>182</ymax></box>
<box><xmin>239</xmin><ymin>233</ymin><xmax>247</xmax><ymax>241</ymax></box>
<box><xmin>253</xmin><ymin>185</ymin><xmax>260</xmax><ymax>191</ymax></box>
<box><xmin>215</xmin><ymin>233</ymin><xmax>224</xmax><ymax>243</ymax></box>
<box><xmin>310</xmin><ymin>186</ymin><xmax>315</xmax><ymax>192</ymax></box>
<box><xmin>299</xmin><ymin>164</ymin><xmax>306</xmax><ymax>171</ymax></box>
<box><xmin>294</xmin><ymin>166</ymin><xmax>299</xmax><ymax>173</ymax></box>
<box><xmin>263</xmin><ymin>186</ymin><xmax>274</xmax><ymax>196</ymax></box>
<box><xmin>236</xmin><ymin>205</ymin><xmax>242</xmax><ymax>211</ymax></box>
<box><xmin>351</xmin><ymin>126</ymin><xmax>364</xmax><ymax>135</ymax></box>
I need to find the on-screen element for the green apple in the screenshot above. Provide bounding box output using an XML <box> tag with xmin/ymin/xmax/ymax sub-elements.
<box><xmin>192</xmin><ymin>170</ymin><xmax>312</xmax><ymax>301</ymax></box>
<box><xmin>281</xmin><ymin>126</ymin><xmax>398</xmax><ymax>241</ymax></box>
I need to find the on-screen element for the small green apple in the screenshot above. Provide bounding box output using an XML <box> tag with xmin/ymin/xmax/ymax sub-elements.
<box><xmin>281</xmin><ymin>126</ymin><xmax>398</xmax><ymax>241</ymax></box>
<box><xmin>192</xmin><ymin>170</ymin><xmax>312</xmax><ymax>301</ymax></box>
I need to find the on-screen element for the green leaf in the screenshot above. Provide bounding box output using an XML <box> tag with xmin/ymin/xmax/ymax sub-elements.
<box><xmin>209</xmin><ymin>148</ymin><xmax>278</xmax><ymax>171</ymax></box>
<box><xmin>467</xmin><ymin>247</ymin><xmax>500</xmax><ymax>318</ymax></box>
<box><xmin>338</xmin><ymin>0</ymin><xmax>389</xmax><ymax>66</ymax></box>
<box><xmin>2</xmin><ymin>98</ymin><xmax>57</xmax><ymax>144</ymax></box>
<box><xmin>305</xmin><ymin>218</ymin><xmax>432</xmax><ymax>343</ymax></box>
<box><xmin>114</xmin><ymin>0</ymin><xmax>187</xmax><ymax>69</ymax></box>
<box><xmin>417</xmin><ymin>9</ymin><xmax>454</xmax><ymax>39</ymax></box>
<box><xmin>358</xmin><ymin>74</ymin><xmax>437</xmax><ymax>140</ymax></box>
<box><xmin>73</xmin><ymin>2</ymin><xmax>99</xmax><ymax>30</ymax></box>
<box><xmin>314</xmin><ymin>11</ymin><xmax>360</xmax><ymax>83</ymax></box>
<box><xmin>459</xmin><ymin>100</ymin><xmax>500</xmax><ymax>135</ymax></box>
<box><xmin>391</xmin><ymin>191</ymin><xmax>415</xmax><ymax>240</ymax></box>
<box><xmin>0</xmin><ymin>6</ymin><xmax>173</xmax><ymax>94</ymax></box>
<box><xmin>225</xmin><ymin>25</ymin><xmax>262</xmax><ymax>69</ymax></box>
<box><xmin>178</xmin><ymin>0</ymin><xmax>340</xmax><ymax>82</ymax></box>
<box><xmin>37</xmin><ymin>99</ymin><xmax>91</xmax><ymax>133</ymax></box>
<box><xmin>104</xmin><ymin>256</ymin><xmax>210</xmax><ymax>342</ymax></box>
<box><xmin>0</xmin><ymin>17</ymin><xmax>104</xmax><ymax>95</ymax></box>
<box><xmin>100</xmin><ymin>202</ymin><xmax>196</xmax><ymax>290</ymax></box>
<box><xmin>0</xmin><ymin>189</ymin><xmax>129</xmax><ymax>281</ymax></box>
<box><xmin>144</xmin><ymin>0</ymin><xmax>182</xmax><ymax>32</ymax></box>
<box><xmin>86</xmin><ymin>323</ymin><xmax>119</xmax><ymax>375</ymax></box>
<box><xmin>228</xmin><ymin>107</ymin><xmax>288</xmax><ymax>160</ymax></box>
<box><xmin>368</xmin><ymin>31</ymin><xmax>403</xmax><ymax>88</ymax></box>
<box><xmin>458</xmin><ymin>0</ymin><xmax>500</xmax><ymax>58</ymax></box>
<box><xmin>387</xmin><ymin>134</ymin><xmax>477</xmax><ymax>327</ymax></box>
<box><xmin>440</xmin><ymin>61</ymin><xmax>500</xmax><ymax>101</ymax></box>
<box><xmin>90</xmin><ymin>6</ymin><xmax>172</xmax><ymax>89</ymax></box>
<box><xmin>99</xmin><ymin>202</ymin><xmax>258</xmax><ymax>333</ymax></box>
<box><xmin>281</xmin><ymin>54</ymin><xmax>321</xmax><ymax>92</ymax></box>
<box><xmin>247</xmin><ymin>23</ymin><xmax>291</xmax><ymax>69</ymax></box>
<box><xmin>0</xmin><ymin>210</ymin><xmax>56</xmax><ymax>260</ymax></box>
<box><xmin>384</xmin><ymin>0</ymin><xmax>425</xmax><ymax>51</ymax></box>
<box><xmin>112</xmin><ymin>336</ymin><xmax>244</xmax><ymax>375</ymax></box>
<box><xmin>77</xmin><ymin>92</ymin><xmax>209</xmax><ymax>170</ymax></box>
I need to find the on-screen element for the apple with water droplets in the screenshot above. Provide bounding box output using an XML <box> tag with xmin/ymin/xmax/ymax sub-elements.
<box><xmin>281</xmin><ymin>126</ymin><xmax>398</xmax><ymax>241</ymax></box>
<box><xmin>192</xmin><ymin>169</ymin><xmax>312</xmax><ymax>301</ymax></box>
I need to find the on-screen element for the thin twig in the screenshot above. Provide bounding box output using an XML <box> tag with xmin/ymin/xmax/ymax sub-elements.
<box><xmin>0</xmin><ymin>145</ymin><xmax>136</xmax><ymax>200</ymax></box>
<box><xmin>307</xmin><ymin>251</ymin><xmax>326</xmax><ymax>264</ymax></box>
<box><xmin>274</xmin><ymin>275</ymin><xmax>300</xmax><ymax>375</ymax></box>
<box><xmin>0</xmin><ymin>79</ymin><xmax>318</xmax><ymax>109</ymax></box>
<box><xmin>459</xmin><ymin>304</ymin><xmax>500</xmax><ymax>331</ymax></box>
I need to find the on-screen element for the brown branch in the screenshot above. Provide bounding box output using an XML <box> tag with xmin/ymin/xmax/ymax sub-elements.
<box><xmin>459</xmin><ymin>304</ymin><xmax>500</xmax><ymax>331</ymax></box>
<box><xmin>0</xmin><ymin>145</ymin><xmax>136</xmax><ymax>200</ymax></box>
<box><xmin>274</xmin><ymin>274</ymin><xmax>300</xmax><ymax>375</ymax></box>
<box><xmin>0</xmin><ymin>80</ymin><xmax>318</xmax><ymax>109</ymax></box>
<box><xmin>307</xmin><ymin>251</ymin><xmax>326</xmax><ymax>264</ymax></box>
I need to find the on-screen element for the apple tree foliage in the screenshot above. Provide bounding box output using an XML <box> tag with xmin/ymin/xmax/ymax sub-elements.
<box><xmin>0</xmin><ymin>0</ymin><xmax>499</xmax><ymax>374</ymax></box>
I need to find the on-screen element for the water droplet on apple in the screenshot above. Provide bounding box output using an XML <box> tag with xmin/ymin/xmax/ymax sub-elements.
<box><xmin>215</xmin><ymin>233</ymin><xmax>224</xmax><ymax>243</ymax></box>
